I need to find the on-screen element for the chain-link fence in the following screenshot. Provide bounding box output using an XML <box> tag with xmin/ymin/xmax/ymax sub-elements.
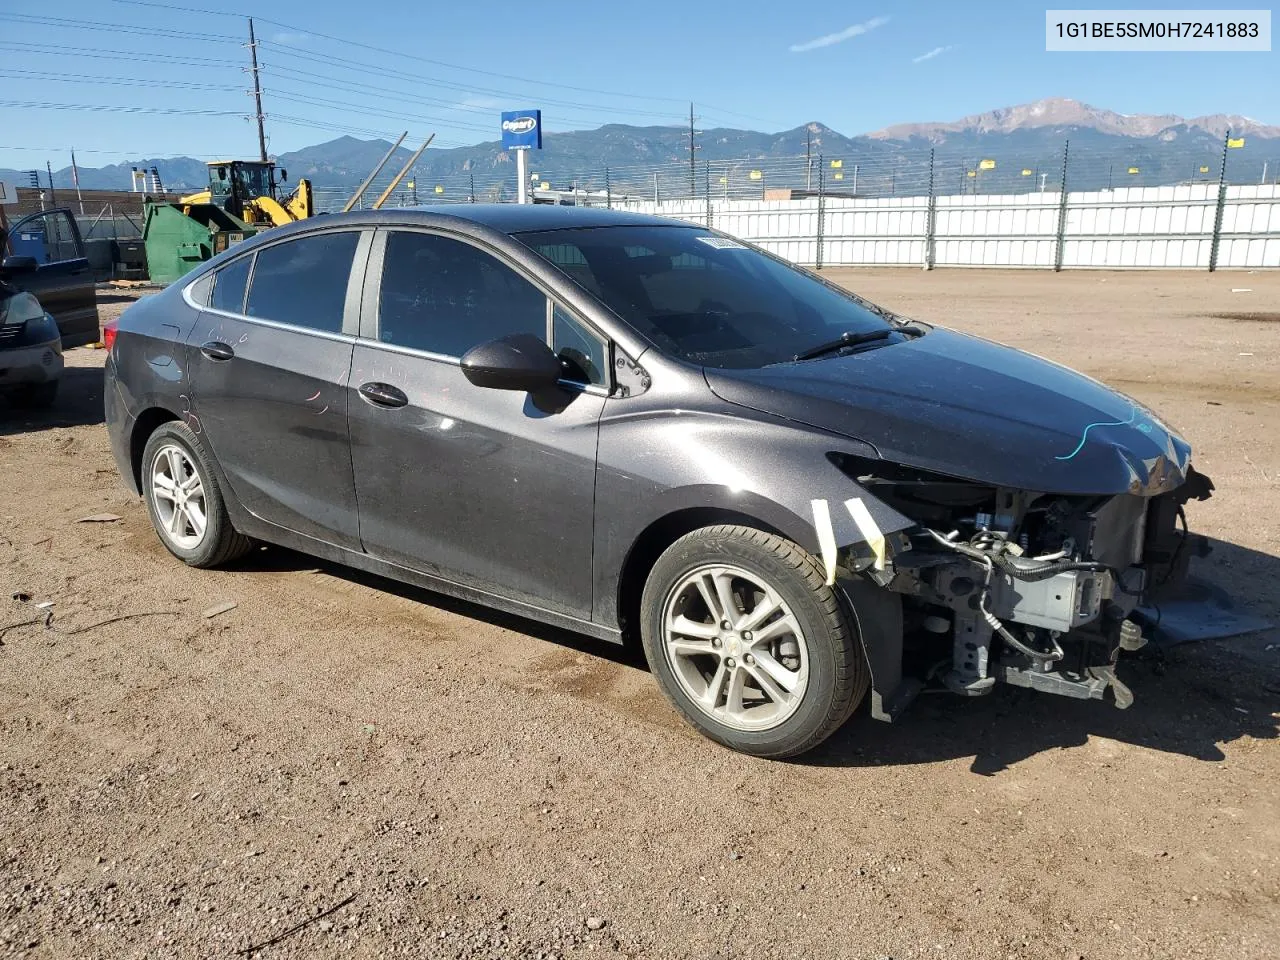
<box><xmin>314</xmin><ymin>135</ymin><xmax>1278</xmax><ymax>210</ymax></box>
<box><xmin>312</xmin><ymin>136</ymin><xmax>1280</xmax><ymax>270</ymax></box>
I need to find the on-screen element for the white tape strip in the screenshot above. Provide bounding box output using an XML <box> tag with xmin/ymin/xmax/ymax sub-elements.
<box><xmin>844</xmin><ymin>497</ymin><xmax>887</xmax><ymax>571</ymax></box>
<box><xmin>810</xmin><ymin>498</ymin><xmax>838</xmax><ymax>586</ymax></box>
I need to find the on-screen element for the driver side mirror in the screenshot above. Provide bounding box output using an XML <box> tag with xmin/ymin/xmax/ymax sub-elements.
<box><xmin>279</xmin><ymin>168</ymin><xmax>288</xmax><ymax>182</ymax></box>
<box><xmin>1</xmin><ymin>255</ymin><xmax>38</xmax><ymax>274</ymax></box>
<box><xmin>461</xmin><ymin>333</ymin><xmax>562</xmax><ymax>392</ymax></box>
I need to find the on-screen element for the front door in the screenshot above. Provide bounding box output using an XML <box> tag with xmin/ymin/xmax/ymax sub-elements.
<box><xmin>347</xmin><ymin>229</ymin><xmax>609</xmax><ymax>620</ymax></box>
<box><xmin>187</xmin><ymin>229</ymin><xmax>369</xmax><ymax>550</ymax></box>
<box><xmin>4</xmin><ymin>210</ymin><xmax>98</xmax><ymax>346</ymax></box>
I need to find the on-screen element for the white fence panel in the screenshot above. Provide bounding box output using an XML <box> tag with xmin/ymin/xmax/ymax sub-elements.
<box><xmin>615</xmin><ymin>181</ymin><xmax>1279</xmax><ymax>270</ymax></box>
<box><xmin>1217</xmin><ymin>184</ymin><xmax>1280</xmax><ymax>268</ymax></box>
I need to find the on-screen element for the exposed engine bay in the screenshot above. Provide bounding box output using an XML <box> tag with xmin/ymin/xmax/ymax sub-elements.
<box><xmin>831</xmin><ymin>454</ymin><xmax>1216</xmax><ymax>712</ymax></box>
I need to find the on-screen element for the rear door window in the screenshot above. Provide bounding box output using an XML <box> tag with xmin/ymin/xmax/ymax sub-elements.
<box><xmin>209</xmin><ymin>256</ymin><xmax>251</xmax><ymax>314</ymax></box>
<box><xmin>245</xmin><ymin>231</ymin><xmax>360</xmax><ymax>333</ymax></box>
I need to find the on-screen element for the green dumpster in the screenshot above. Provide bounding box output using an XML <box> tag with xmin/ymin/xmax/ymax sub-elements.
<box><xmin>142</xmin><ymin>201</ymin><xmax>257</xmax><ymax>284</ymax></box>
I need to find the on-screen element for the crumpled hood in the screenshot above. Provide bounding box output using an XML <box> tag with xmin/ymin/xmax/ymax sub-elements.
<box><xmin>704</xmin><ymin>327</ymin><xmax>1191</xmax><ymax>496</ymax></box>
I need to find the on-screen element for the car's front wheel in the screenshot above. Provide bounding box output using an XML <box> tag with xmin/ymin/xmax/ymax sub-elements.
<box><xmin>141</xmin><ymin>421</ymin><xmax>252</xmax><ymax>568</ymax></box>
<box><xmin>640</xmin><ymin>524</ymin><xmax>868</xmax><ymax>758</ymax></box>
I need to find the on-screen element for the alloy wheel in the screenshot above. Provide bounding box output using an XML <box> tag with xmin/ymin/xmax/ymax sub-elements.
<box><xmin>150</xmin><ymin>443</ymin><xmax>208</xmax><ymax>551</ymax></box>
<box><xmin>661</xmin><ymin>563</ymin><xmax>810</xmax><ymax>731</ymax></box>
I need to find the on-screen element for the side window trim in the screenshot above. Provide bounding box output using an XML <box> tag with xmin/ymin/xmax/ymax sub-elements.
<box><xmin>357</xmin><ymin>227</ymin><xmax>387</xmax><ymax>340</ymax></box>
<box><xmin>364</xmin><ymin>226</ymin><xmax>613</xmax><ymax>391</ymax></box>
<box><xmin>343</xmin><ymin>229</ymin><xmax>375</xmax><ymax>338</ymax></box>
<box><xmin>241</xmin><ymin>250</ymin><xmax>258</xmax><ymax>316</ymax></box>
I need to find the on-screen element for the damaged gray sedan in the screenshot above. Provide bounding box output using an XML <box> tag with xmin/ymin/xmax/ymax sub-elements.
<box><xmin>104</xmin><ymin>206</ymin><xmax>1214</xmax><ymax>758</ymax></box>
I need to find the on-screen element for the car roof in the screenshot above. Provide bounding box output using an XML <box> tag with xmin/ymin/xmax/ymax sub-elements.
<box><xmin>273</xmin><ymin>203</ymin><xmax>700</xmax><ymax>237</ymax></box>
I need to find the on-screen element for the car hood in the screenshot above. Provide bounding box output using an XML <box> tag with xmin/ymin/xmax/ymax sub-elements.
<box><xmin>703</xmin><ymin>327</ymin><xmax>1191</xmax><ymax>496</ymax></box>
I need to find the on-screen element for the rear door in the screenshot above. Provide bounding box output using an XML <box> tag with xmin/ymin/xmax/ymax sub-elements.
<box><xmin>4</xmin><ymin>210</ymin><xmax>98</xmax><ymax>346</ymax></box>
<box><xmin>187</xmin><ymin>228</ymin><xmax>370</xmax><ymax>550</ymax></box>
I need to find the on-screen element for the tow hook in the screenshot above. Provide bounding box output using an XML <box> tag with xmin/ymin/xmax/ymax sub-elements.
<box><xmin>1087</xmin><ymin>664</ymin><xmax>1135</xmax><ymax>709</ymax></box>
<box><xmin>1118</xmin><ymin>618</ymin><xmax>1147</xmax><ymax>652</ymax></box>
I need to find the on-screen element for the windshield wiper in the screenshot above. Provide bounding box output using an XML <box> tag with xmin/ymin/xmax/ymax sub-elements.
<box><xmin>792</xmin><ymin>325</ymin><xmax>925</xmax><ymax>362</ymax></box>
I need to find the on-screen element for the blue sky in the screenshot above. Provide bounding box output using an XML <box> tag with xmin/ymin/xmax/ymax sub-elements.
<box><xmin>1</xmin><ymin>0</ymin><xmax>1275</xmax><ymax>169</ymax></box>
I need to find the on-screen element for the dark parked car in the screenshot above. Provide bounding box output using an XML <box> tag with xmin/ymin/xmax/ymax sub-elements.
<box><xmin>0</xmin><ymin>278</ymin><xmax>63</xmax><ymax>408</ymax></box>
<box><xmin>3</xmin><ymin>208</ymin><xmax>99</xmax><ymax>347</ymax></box>
<box><xmin>104</xmin><ymin>206</ymin><xmax>1214</xmax><ymax>757</ymax></box>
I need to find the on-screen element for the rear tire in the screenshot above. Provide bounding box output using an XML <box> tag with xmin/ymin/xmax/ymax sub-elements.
<box><xmin>8</xmin><ymin>381</ymin><xmax>58</xmax><ymax>409</ymax></box>
<box><xmin>639</xmin><ymin>524</ymin><xmax>868</xmax><ymax>759</ymax></box>
<box><xmin>141</xmin><ymin>421</ymin><xmax>252</xmax><ymax>568</ymax></box>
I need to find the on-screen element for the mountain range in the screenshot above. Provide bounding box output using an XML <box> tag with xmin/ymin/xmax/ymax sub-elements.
<box><xmin>4</xmin><ymin>98</ymin><xmax>1276</xmax><ymax>196</ymax></box>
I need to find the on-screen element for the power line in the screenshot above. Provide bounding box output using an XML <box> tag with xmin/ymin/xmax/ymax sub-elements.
<box><xmin>0</xmin><ymin>99</ymin><xmax>244</xmax><ymax>116</ymax></box>
<box><xmin>261</xmin><ymin>76</ymin><xmax>647</xmax><ymax>137</ymax></box>
<box><xmin>109</xmin><ymin>0</ymin><xmax>694</xmax><ymax>105</ymax></box>
<box><xmin>266</xmin><ymin>90</ymin><xmax>485</xmax><ymax>136</ymax></box>
<box><xmin>0</xmin><ymin>68</ymin><xmax>241</xmax><ymax>92</ymax></box>
<box><xmin>0</xmin><ymin>39</ymin><xmax>242</xmax><ymax>67</ymax></box>
<box><xmin>259</xmin><ymin>43</ymin><xmax>691</xmax><ymax>122</ymax></box>
<box><xmin>0</xmin><ymin>145</ymin><xmax>230</xmax><ymax>157</ymax></box>
<box><xmin>260</xmin><ymin>61</ymin><xmax>687</xmax><ymax>126</ymax></box>
<box><xmin>0</xmin><ymin>12</ymin><xmax>235</xmax><ymax>43</ymax></box>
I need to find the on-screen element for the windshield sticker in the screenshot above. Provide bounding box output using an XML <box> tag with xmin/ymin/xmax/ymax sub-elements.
<box><xmin>695</xmin><ymin>236</ymin><xmax>748</xmax><ymax>250</ymax></box>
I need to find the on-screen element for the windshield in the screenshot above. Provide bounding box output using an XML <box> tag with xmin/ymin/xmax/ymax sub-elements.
<box><xmin>234</xmin><ymin>164</ymin><xmax>273</xmax><ymax>199</ymax></box>
<box><xmin>515</xmin><ymin>225</ymin><xmax>895</xmax><ymax>368</ymax></box>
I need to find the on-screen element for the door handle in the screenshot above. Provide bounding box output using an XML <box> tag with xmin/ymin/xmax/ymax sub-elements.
<box><xmin>200</xmin><ymin>341</ymin><xmax>235</xmax><ymax>361</ymax></box>
<box><xmin>358</xmin><ymin>381</ymin><xmax>409</xmax><ymax>409</ymax></box>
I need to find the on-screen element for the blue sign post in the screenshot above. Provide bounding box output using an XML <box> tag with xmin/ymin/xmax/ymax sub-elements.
<box><xmin>501</xmin><ymin>109</ymin><xmax>542</xmax><ymax>203</ymax></box>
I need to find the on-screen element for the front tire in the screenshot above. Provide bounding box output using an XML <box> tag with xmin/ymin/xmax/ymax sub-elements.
<box><xmin>141</xmin><ymin>421</ymin><xmax>252</xmax><ymax>568</ymax></box>
<box><xmin>639</xmin><ymin>525</ymin><xmax>868</xmax><ymax>758</ymax></box>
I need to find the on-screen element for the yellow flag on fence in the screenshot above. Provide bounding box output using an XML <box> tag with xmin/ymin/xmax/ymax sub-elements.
<box><xmin>1021</xmin><ymin>168</ymin><xmax>1033</xmax><ymax>176</ymax></box>
<box><xmin>1126</xmin><ymin>167</ymin><xmax>1139</xmax><ymax>174</ymax></box>
<box><xmin>407</xmin><ymin>181</ymin><xmax>415</xmax><ymax>189</ymax></box>
<box><xmin>718</xmin><ymin>176</ymin><xmax>727</xmax><ymax>184</ymax></box>
<box><xmin>830</xmin><ymin>159</ymin><xmax>843</xmax><ymax>168</ymax></box>
<box><xmin>1200</xmin><ymin>165</ymin><xmax>1210</xmax><ymax>173</ymax></box>
<box><xmin>540</xmin><ymin>182</ymin><xmax>550</xmax><ymax>190</ymax></box>
<box><xmin>966</xmin><ymin>170</ymin><xmax>976</xmax><ymax>178</ymax></box>
<box><xmin>749</xmin><ymin>170</ymin><xmax>762</xmax><ymax>181</ymax></box>
<box><xmin>434</xmin><ymin>185</ymin><xmax>444</xmax><ymax>194</ymax></box>
<box><xmin>1228</xmin><ymin>138</ymin><xmax>1245</xmax><ymax>148</ymax></box>
<box><xmin>979</xmin><ymin>159</ymin><xmax>996</xmax><ymax>170</ymax></box>
<box><xmin>834</xmin><ymin>172</ymin><xmax>844</xmax><ymax>180</ymax></box>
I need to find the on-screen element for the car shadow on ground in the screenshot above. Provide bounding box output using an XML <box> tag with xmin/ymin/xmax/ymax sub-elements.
<box><xmin>229</xmin><ymin>544</ymin><xmax>651</xmax><ymax>672</ymax></box>
<box><xmin>0</xmin><ymin>362</ymin><xmax>105</xmax><ymax>435</ymax></box>
<box><xmin>231</xmin><ymin>537</ymin><xmax>1279</xmax><ymax>776</ymax></box>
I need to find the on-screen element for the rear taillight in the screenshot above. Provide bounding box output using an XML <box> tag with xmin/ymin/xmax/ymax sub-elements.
<box><xmin>102</xmin><ymin>320</ymin><xmax>118</xmax><ymax>352</ymax></box>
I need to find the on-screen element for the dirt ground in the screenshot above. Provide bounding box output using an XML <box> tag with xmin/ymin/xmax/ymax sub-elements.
<box><xmin>1</xmin><ymin>271</ymin><xmax>1278</xmax><ymax>960</ymax></box>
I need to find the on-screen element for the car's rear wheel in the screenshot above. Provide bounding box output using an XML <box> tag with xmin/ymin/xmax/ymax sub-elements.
<box><xmin>639</xmin><ymin>524</ymin><xmax>868</xmax><ymax>758</ymax></box>
<box><xmin>141</xmin><ymin>421</ymin><xmax>252</xmax><ymax>568</ymax></box>
<box><xmin>8</xmin><ymin>381</ymin><xmax>58</xmax><ymax>409</ymax></box>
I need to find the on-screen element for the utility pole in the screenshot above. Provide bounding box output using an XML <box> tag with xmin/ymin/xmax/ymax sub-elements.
<box><xmin>688</xmin><ymin>102</ymin><xmax>696</xmax><ymax>199</ymax></box>
<box><xmin>46</xmin><ymin>162</ymin><xmax>57</xmax><ymax>206</ymax></box>
<box><xmin>805</xmin><ymin>128</ymin><xmax>812</xmax><ymax>191</ymax></box>
<box><xmin>247</xmin><ymin>18</ymin><xmax>268</xmax><ymax>162</ymax></box>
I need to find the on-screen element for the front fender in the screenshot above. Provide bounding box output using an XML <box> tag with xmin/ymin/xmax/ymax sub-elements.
<box><xmin>592</xmin><ymin>406</ymin><xmax>913</xmax><ymax>627</ymax></box>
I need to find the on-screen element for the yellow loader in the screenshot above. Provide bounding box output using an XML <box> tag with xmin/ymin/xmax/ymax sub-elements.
<box><xmin>179</xmin><ymin>160</ymin><xmax>313</xmax><ymax>227</ymax></box>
